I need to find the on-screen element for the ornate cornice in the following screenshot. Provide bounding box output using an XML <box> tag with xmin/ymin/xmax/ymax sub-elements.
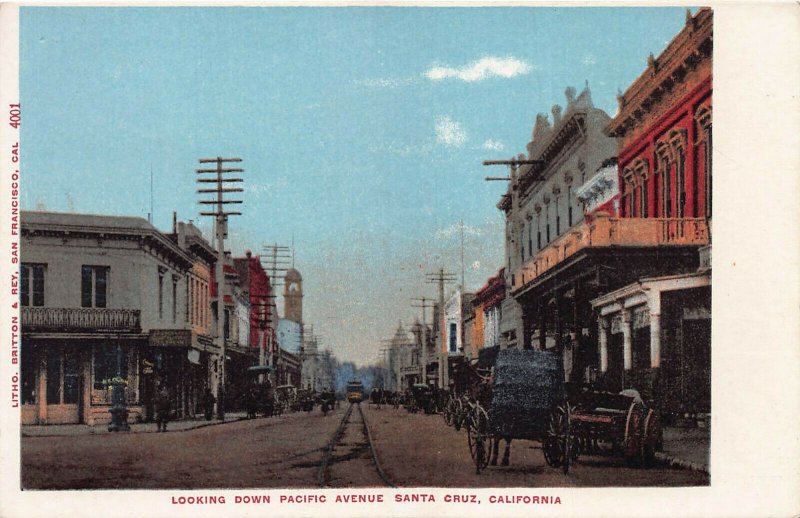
<box><xmin>607</xmin><ymin>8</ymin><xmax>713</xmax><ymax>139</ymax></box>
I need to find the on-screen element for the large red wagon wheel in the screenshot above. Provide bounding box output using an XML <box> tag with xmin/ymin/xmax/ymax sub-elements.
<box><xmin>623</xmin><ymin>401</ymin><xmax>645</xmax><ymax>466</ymax></box>
<box><xmin>641</xmin><ymin>408</ymin><xmax>662</xmax><ymax>468</ymax></box>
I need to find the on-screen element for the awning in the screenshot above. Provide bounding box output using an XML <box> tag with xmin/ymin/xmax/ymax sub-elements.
<box><xmin>247</xmin><ymin>365</ymin><xmax>272</xmax><ymax>374</ymax></box>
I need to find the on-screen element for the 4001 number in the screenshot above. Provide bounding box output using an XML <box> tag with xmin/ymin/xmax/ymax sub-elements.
<box><xmin>9</xmin><ymin>104</ymin><xmax>20</xmax><ymax>129</ymax></box>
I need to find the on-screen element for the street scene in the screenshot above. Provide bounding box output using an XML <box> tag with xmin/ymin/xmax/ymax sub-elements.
<box><xmin>18</xmin><ymin>6</ymin><xmax>711</xmax><ymax>489</ymax></box>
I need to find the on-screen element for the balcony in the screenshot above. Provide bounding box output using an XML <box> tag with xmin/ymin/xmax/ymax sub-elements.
<box><xmin>22</xmin><ymin>307</ymin><xmax>142</xmax><ymax>333</ymax></box>
<box><xmin>512</xmin><ymin>214</ymin><xmax>709</xmax><ymax>291</ymax></box>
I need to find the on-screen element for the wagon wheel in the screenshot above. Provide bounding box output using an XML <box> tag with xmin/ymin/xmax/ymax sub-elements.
<box><xmin>624</xmin><ymin>401</ymin><xmax>645</xmax><ymax>466</ymax></box>
<box><xmin>443</xmin><ymin>396</ymin><xmax>454</xmax><ymax>426</ymax></box>
<box><xmin>641</xmin><ymin>408</ymin><xmax>662</xmax><ymax>468</ymax></box>
<box><xmin>543</xmin><ymin>404</ymin><xmax>572</xmax><ymax>473</ymax></box>
<box><xmin>467</xmin><ymin>404</ymin><xmax>491</xmax><ymax>474</ymax></box>
<box><xmin>453</xmin><ymin>398</ymin><xmax>465</xmax><ymax>431</ymax></box>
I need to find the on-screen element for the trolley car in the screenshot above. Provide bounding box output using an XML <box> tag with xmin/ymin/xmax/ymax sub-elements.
<box><xmin>346</xmin><ymin>380</ymin><xmax>365</xmax><ymax>403</ymax></box>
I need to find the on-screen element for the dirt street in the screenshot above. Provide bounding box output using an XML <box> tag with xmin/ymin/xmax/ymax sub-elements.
<box><xmin>362</xmin><ymin>405</ymin><xmax>708</xmax><ymax>488</ymax></box>
<box><xmin>21</xmin><ymin>403</ymin><xmax>708</xmax><ymax>489</ymax></box>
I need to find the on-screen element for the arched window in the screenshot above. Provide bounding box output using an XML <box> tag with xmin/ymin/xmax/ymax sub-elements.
<box><xmin>622</xmin><ymin>168</ymin><xmax>634</xmax><ymax>217</ymax></box>
<box><xmin>656</xmin><ymin>141</ymin><xmax>673</xmax><ymax>218</ymax></box>
<box><xmin>632</xmin><ymin>158</ymin><xmax>649</xmax><ymax>218</ymax></box>
<box><xmin>528</xmin><ymin>219</ymin><xmax>533</xmax><ymax>258</ymax></box>
<box><xmin>669</xmin><ymin>130</ymin><xmax>688</xmax><ymax>218</ymax></box>
<box><xmin>696</xmin><ymin>104</ymin><xmax>712</xmax><ymax>219</ymax></box>
<box><xmin>544</xmin><ymin>197</ymin><xmax>552</xmax><ymax>243</ymax></box>
<box><xmin>535</xmin><ymin>207</ymin><xmax>542</xmax><ymax>250</ymax></box>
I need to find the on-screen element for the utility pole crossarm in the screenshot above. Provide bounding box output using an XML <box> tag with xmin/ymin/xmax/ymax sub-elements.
<box><xmin>482</xmin><ymin>159</ymin><xmax>543</xmax><ymax>166</ymax></box>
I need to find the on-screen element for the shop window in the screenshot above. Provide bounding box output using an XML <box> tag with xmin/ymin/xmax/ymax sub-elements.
<box><xmin>21</xmin><ymin>263</ymin><xmax>46</xmax><ymax>307</ymax></box>
<box><xmin>81</xmin><ymin>265</ymin><xmax>108</xmax><ymax>308</ymax></box>
<box><xmin>21</xmin><ymin>347</ymin><xmax>37</xmax><ymax>404</ymax></box>
<box><xmin>63</xmin><ymin>353</ymin><xmax>81</xmax><ymax>404</ymax></box>
<box><xmin>46</xmin><ymin>350</ymin><xmax>62</xmax><ymax>404</ymax></box>
<box><xmin>93</xmin><ymin>344</ymin><xmax>128</xmax><ymax>390</ymax></box>
<box><xmin>45</xmin><ymin>348</ymin><xmax>81</xmax><ymax>405</ymax></box>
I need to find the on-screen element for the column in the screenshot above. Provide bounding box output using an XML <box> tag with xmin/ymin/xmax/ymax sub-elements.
<box><xmin>82</xmin><ymin>349</ymin><xmax>92</xmax><ymax>425</ymax></box>
<box><xmin>650</xmin><ymin>312</ymin><xmax>662</xmax><ymax>369</ymax></box>
<box><xmin>598</xmin><ymin>317</ymin><xmax>609</xmax><ymax>373</ymax></box>
<box><xmin>622</xmin><ymin>309</ymin><xmax>633</xmax><ymax>371</ymax></box>
<box><xmin>37</xmin><ymin>349</ymin><xmax>47</xmax><ymax>424</ymax></box>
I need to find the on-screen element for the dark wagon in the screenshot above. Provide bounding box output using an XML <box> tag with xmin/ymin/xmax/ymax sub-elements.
<box><xmin>466</xmin><ymin>349</ymin><xmax>573</xmax><ymax>474</ymax></box>
<box><xmin>407</xmin><ymin>383</ymin><xmax>435</xmax><ymax>414</ymax></box>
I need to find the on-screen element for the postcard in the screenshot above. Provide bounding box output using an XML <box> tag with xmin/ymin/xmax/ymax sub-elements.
<box><xmin>0</xmin><ymin>2</ymin><xmax>798</xmax><ymax>517</ymax></box>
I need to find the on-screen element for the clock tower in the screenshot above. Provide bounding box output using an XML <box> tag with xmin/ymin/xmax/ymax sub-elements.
<box><xmin>284</xmin><ymin>268</ymin><xmax>303</xmax><ymax>324</ymax></box>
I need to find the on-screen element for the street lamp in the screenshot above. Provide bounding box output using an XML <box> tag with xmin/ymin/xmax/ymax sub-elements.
<box><xmin>108</xmin><ymin>335</ymin><xmax>130</xmax><ymax>432</ymax></box>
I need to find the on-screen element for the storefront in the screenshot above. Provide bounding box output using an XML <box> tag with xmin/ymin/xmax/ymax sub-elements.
<box><xmin>591</xmin><ymin>271</ymin><xmax>711</xmax><ymax>419</ymax></box>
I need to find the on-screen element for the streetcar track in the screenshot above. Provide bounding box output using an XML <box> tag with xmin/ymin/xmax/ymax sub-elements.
<box><xmin>318</xmin><ymin>403</ymin><xmax>395</xmax><ymax>488</ymax></box>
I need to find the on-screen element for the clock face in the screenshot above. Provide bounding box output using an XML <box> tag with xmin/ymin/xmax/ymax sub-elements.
<box><xmin>288</xmin><ymin>282</ymin><xmax>299</xmax><ymax>293</ymax></box>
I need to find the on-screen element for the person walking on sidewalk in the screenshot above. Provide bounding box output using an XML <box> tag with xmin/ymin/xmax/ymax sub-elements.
<box><xmin>155</xmin><ymin>383</ymin><xmax>172</xmax><ymax>432</ymax></box>
<box><xmin>202</xmin><ymin>388</ymin><xmax>216</xmax><ymax>421</ymax></box>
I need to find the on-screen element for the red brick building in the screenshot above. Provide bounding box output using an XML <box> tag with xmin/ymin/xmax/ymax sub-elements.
<box><xmin>233</xmin><ymin>251</ymin><xmax>274</xmax><ymax>361</ymax></box>
<box><xmin>608</xmin><ymin>8</ymin><xmax>712</xmax><ymax>223</ymax></box>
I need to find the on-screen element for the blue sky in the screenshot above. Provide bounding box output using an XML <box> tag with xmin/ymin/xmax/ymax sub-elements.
<box><xmin>21</xmin><ymin>6</ymin><xmax>692</xmax><ymax>365</ymax></box>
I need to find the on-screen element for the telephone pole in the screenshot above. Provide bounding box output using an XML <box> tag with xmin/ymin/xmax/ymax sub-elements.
<box><xmin>261</xmin><ymin>244</ymin><xmax>292</xmax><ymax>290</ymax></box>
<box><xmin>412</xmin><ymin>297</ymin><xmax>435</xmax><ymax>385</ymax></box>
<box><xmin>197</xmin><ymin>156</ymin><xmax>243</xmax><ymax>420</ymax></box>
<box><xmin>426</xmin><ymin>269</ymin><xmax>456</xmax><ymax>389</ymax></box>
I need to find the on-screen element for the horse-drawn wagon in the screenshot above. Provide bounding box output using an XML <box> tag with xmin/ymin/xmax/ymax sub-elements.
<box><xmin>406</xmin><ymin>383</ymin><xmax>435</xmax><ymax>414</ymax></box>
<box><xmin>464</xmin><ymin>348</ymin><xmax>663</xmax><ymax>474</ymax></box>
<box><xmin>466</xmin><ymin>348</ymin><xmax>572</xmax><ymax>474</ymax></box>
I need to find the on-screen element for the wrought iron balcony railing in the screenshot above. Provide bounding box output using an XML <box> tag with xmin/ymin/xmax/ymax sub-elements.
<box><xmin>512</xmin><ymin>214</ymin><xmax>710</xmax><ymax>291</ymax></box>
<box><xmin>22</xmin><ymin>307</ymin><xmax>142</xmax><ymax>333</ymax></box>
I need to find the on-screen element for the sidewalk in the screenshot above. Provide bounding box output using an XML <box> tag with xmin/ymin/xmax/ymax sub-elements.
<box><xmin>656</xmin><ymin>425</ymin><xmax>710</xmax><ymax>474</ymax></box>
<box><xmin>21</xmin><ymin>411</ymin><xmax>251</xmax><ymax>437</ymax></box>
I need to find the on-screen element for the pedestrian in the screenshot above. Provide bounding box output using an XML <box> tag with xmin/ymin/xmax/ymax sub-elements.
<box><xmin>155</xmin><ymin>383</ymin><xmax>171</xmax><ymax>432</ymax></box>
<box><xmin>202</xmin><ymin>388</ymin><xmax>215</xmax><ymax>421</ymax></box>
<box><xmin>245</xmin><ymin>383</ymin><xmax>259</xmax><ymax>419</ymax></box>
